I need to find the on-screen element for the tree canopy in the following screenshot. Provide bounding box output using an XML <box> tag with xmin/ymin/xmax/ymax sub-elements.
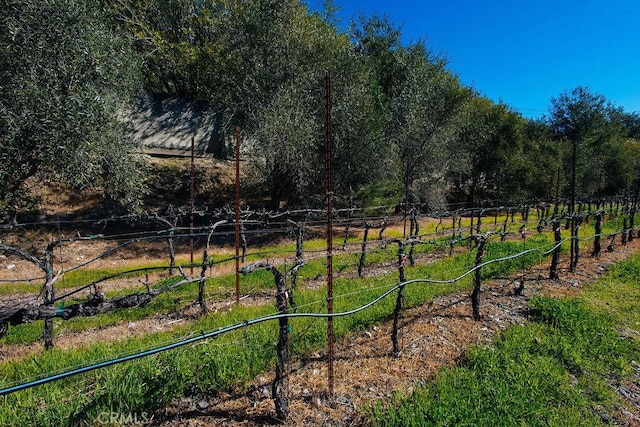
<box><xmin>548</xmin><ymin>86</ymin><xmax>640</xmax><ymax>199</ymax></box>
<box><xmin>0</xmin><ymin>0</ymin><xmax>143</xmax><ymax>215</ymax></box>
<box><xmin>2</xmin><ymin>0</ymin><xmax>639</xmax><ymax>215</ymax></box>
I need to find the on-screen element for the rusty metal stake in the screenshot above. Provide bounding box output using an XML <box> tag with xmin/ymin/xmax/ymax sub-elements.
<box><xmin>235</xmin><ymin>126</ymin><xmax>241</xmax><ymax>305</ymax></box>
<box><xmin>325</xmin><ymin>72</ymin><xmax>334</xmax><ymax>399</ymax></box>
<box><xmin>190</xmin><ymin>136</ymin><xmax>195</xmax><ymax>275</ymax></box>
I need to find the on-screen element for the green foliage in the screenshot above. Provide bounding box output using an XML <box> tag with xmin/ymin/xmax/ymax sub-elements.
<box><xmin>4</xmin><ymin>1</ymin><xmax>640</xmax><ymax>214</ymax></box>
<box><xmin>0</xmin><ymin>303</ymin><xmax>278</xmax><ymax>426</ymax></box>
<box><xmin>370</xmin><ymin>295</ymin><xmax>637</xmax><ymax>426</ymax></box>
<box><xmin>0</xmin><ymin>0</ymin><xmax>144</xmax><ymax>215</ymax></box>
<box><xmin>103</xmin><ymin>0</ymin><xmax>224</xmax><ymax>100</ymax></box>
<box><xmin>358</xmin><ymin>178</ymin><xmax>404</xmax><ymax>208</ymax></box>
<box><xmin>331</xmin><ymin>52</ymin><xmax>391</xmax><ymax>207</ymax></box>
<box><xmin>548</xmin><ymin>86</ymin><xmax>640</xmax><ymax>198</ymax></box>
<box><xmin>386</xmin><ymin>43</ymin><xmax>471</xmax><ymax>207</ymax></box>
<box><xmin>448</xmin><ymin>97</ymin><xmax>536</xmax><ymax>204</ymax></box>
<box><xmin>581</xmin><ymin>252</ymin><xmax>640</xmax><ymax>330</ymax></box>
<box><xmin>349</xmin><ymin>13</ymin><xmax>404</xmax><ymax>104</ymax></box>
<box><xmin>248</xmin><ymin>81</ymin><xmax>323</xmax><ymax>209</ymax></box>
<box><xmin>520</xmin><ymin>120</ymin><xmax>564</xmax><ymax>200</ymax></box>
<box><xmin>529</xmin><ymin>296</ymin><xmax>636</xmax><ymax>376</ymax></box>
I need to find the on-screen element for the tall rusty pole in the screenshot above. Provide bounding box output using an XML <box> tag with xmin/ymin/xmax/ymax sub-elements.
<box><xmin>190</xmin><ymin>136</ymin><xmax>195</xmax><ymax>275</ymax></box>
<box><xmin>235</xmin><ymin>126</ymin><xmax>241</xmax><ymax>305</ymax></box>
<box><xmin>569</xmin><ymin>139</ymin><xmax>577</xmax><ymax>272</ymax></box>
<box><xmin>324</xmin><ymin>73</ymin><xmax>334</xmax><ymax>398</ymax></box>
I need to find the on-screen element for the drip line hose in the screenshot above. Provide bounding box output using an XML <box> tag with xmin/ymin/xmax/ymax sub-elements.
<box><xmin>0</xmin><ymin>238</ymin><xmax>564</xmax><ymax>396</ymax></box>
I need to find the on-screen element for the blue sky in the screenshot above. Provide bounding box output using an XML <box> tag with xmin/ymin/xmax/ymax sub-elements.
<box><xmin>310</xmin><ymin>0</ymin><xmax>640</xmax><ymax>119</ymax></box>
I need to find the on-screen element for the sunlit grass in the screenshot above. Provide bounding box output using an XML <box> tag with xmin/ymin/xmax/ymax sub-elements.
<box><xmin>0</xmin><ymin>233</ymin><xmax>555</xmax><ymax>425</ymax></box>
<box><xmin>367</xmin><ymin>254</ymin><xmax>640</xmax><ymax>427</ymax></box>
<box><xmin>0</xmin><ymin>217</ymin><xmax>634</xmax><ymax>425</ymax></box>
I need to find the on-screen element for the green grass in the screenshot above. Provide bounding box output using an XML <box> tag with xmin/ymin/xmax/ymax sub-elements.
<box><xmin>0</xmin><ymin>303</ymin><xmax>279</xmax><ymax>426</ymax></box>
<box><xmin>0</xmin><ymin>219</ymin><xmax>629</xmax><ymax>426</ymax></box>
<box><xmin>582</xmin><ymin>252</ymin><xmax>640</xmax><ymax>330</ymax></box>
<box><xmin>0</xmin><ymin>232</ymin><xmax>555</xmax><ymax>426</ymax></box>
<box><xmin>0</xmin><ymin>228</ymin><xmax>551</xmax><ymax>349</ymax></box>
<box><xmin>368</xmin><ymin>268</ymin><xmax>640</xmax><ymax>426</ymax></box>
<box><xmin>0</xmin><ymin>260</ymin><xmax>178</xmax><ymax>296</ymax></box>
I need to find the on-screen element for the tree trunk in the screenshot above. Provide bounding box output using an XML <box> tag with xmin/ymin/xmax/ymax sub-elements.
<box><xmin>408</xmin><ymin>210</ymin><xmax>418</xmax><ymax>267</ymax></box>
<box><xmin>198</xmin><ymin>221</ymin><xmax>227</xmax><ymax>314</ymax></box>
<box><xmin>239</xmin><ymin>261</ymin><xmax>304</xmax><ymax>422</ymax></box>
<box><xmin>42</xmin><ymin>241</ymin><xmax>60</xmax><ymax>349</ymax></box>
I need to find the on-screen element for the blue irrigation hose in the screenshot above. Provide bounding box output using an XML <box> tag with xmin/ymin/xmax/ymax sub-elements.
<box><xmin>0</xmin><ymin>284</ymin><xmax>402</xmax><ymax>396</ymax></box>
<box><xmin>0</xmin><ymin>237</ymin><xmax>565</xmax><ymax>396</ymax></box>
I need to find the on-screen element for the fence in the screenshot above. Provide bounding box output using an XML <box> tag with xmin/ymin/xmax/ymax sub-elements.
<box><xmin>0</xmin><ymin>199</ymin><xmax>638</xmax><ymax>421</ymax></box>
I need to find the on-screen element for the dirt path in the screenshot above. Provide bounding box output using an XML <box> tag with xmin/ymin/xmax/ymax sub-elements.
<box><xmin>152</xmin><ymin>238</ymin><xmax>640</xmax><ymax>427</ymax></box>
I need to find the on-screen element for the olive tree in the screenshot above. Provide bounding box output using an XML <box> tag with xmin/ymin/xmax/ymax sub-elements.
<box><xmin>249</xmin><ymin>83</ymin><xmax>322</xmax><ymax>210</ymax></box>
<box><xmin>331</xmin><ymin>54</ymin><xmax>391</xmax><ymax>209</ymax></box>
<box><xmin>386</xmin><ymin>43</ymin><xmax>470</xmax><ymax>208</ymax></box>
<box><xmin>548</xmin><ymin>86</ymin><xmax>635</xmax><ymax>198</ymax></box>
<box><xmin>102</xmin><ymin>0</ymin><xmax>228</xmax><ymax>101</ymax></box>
<box><xmin>448</xmin><ymin>98</ymin><xmax>537</xmax><ymax>205</ymax></box>
<box><xmin>0</xmin><ymin>0</ymin><xmax>144</xmax><ymax>216</ymax></box>
<box><xmin>235</xmin><ymin>0</ymin><xmax>362</xmax><ymax>209</ymax></box>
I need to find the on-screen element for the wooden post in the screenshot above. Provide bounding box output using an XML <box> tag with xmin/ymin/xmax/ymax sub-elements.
<box><xmin>549</xmin><ymin>220</ymin><xmax>561</xmax><ymax>280</ymax></box>
<box><xmin>391</xmin><ymin>240</ymin><xmax>407</xmax><ymax>357</ymax></box>
<box><xmin>358</xmin><ymin>222</ymin><xmax>370</xmax><ymax>278</ymax></box>
<box><xmin>471</xmin><ymin>236</ymin><xmax>486</xmax><ymax>321</ymax></box>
